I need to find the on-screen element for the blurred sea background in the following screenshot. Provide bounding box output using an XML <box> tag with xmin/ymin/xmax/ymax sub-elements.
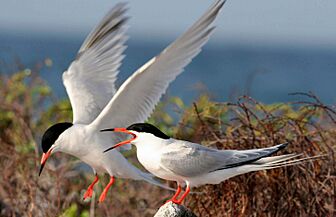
<box><xmin>0</xmin><ymin>0</ymin><xmax>335</xmax><ymax>104</ymax></box>
<box><xmin>1</xmin><ymin>33</ymin><xmax>335</xmax><ymax>104</ymax></box>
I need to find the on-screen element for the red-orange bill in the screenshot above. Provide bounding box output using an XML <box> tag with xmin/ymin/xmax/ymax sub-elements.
<box><xmin>39</xmin><ymin>149</ymin><xmax>52</xmax><ymax>176</ymax></box>
<box><xmin>100</xmin><ymin>128</ymin><xmax>137</xmax><ymax>153</ymax></box>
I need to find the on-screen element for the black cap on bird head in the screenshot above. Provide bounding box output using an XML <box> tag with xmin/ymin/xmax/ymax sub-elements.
<box><xmin>126</xmin><ymin>123</ymin><xmax>170</xmax><ymax>139</ymax></box>
<box><xmin>39</xmin><ymin>122</ymin><xmax>73</xmax><ymax>176</ymax></box>
<box><xmin>101</xmin><ymin>123</ymin><xmax>170</xmax><ymax>153</ymax></box>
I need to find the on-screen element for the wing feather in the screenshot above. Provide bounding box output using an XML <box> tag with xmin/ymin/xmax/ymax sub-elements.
<box><xmin>160</xmin><ymin>142</ymin><xmax>288</xmax><ymax>177</ymax></box>
<box><xmin>91</xmin><ymin>0</ymin><xmax>226</xmax><ymax>130</ymax></box>
<box><xmin>63</xmin><ymin>3</ymin><xmax>129</xmax><ymax>124</ymax></box>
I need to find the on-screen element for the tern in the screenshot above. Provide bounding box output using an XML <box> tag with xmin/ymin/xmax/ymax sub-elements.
<box><xmin>38</xmin><ymin>0</ymin><xmax>226</xmax><ymax>202</ymax></box>
<box><xmin>102</xmin><ymin>123</ymin><xmax>322</xmax><ymax>204</ymax></box>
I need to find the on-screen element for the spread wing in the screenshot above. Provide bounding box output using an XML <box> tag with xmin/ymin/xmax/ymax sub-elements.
<box><xmin>90</xmin><ymin>0</ymin><xmax>226</xmax><ymax>130</ymax></box>
<box><xmin>160</xmin><ymin>142</ymin><xmax>288</xmax><ymax>177</ymax></box>
<box><xmin>62</xmin><ymin>3</ymin><xmax>129</xmax><ymax>124</ymax></box>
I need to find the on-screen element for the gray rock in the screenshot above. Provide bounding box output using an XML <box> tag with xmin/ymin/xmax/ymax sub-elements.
<box><xmin>154</xmin><ymin>202</ymin><xmax>197</xmax><ymax>217</ymax></box>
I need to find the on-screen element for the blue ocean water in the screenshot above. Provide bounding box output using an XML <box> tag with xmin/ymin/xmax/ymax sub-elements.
<box><xmin>1</xmin><ymin>33</ymin><xmax>335</xmax><ymax>104</ymax></box>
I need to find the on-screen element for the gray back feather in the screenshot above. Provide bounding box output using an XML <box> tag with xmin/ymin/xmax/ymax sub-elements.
<box><xmin>160</xmin><ymin>141</ymin><xmax>288</xmax><ymax>177</ymax></box>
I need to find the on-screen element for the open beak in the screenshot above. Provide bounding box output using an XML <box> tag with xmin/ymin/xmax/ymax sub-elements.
<box><xmin>101</xmin><ymin>128</ymin><xmax>137</xmax><ymax>153</ymax></box>
<box><xmin>39</xmin><ymin>149</ymin><xmax>52</xmax><ymax>176</ymax></box>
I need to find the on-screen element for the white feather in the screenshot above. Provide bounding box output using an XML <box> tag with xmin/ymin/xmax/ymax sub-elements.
<box><xmin>63</xmin><ymin>3</ymin><xmax>128</xmax><ymax>124</ymax></box>
<box><xmin>90</xmin><ymin>0</ymin><xmax>226</xmax><ymax>130</ymax></box>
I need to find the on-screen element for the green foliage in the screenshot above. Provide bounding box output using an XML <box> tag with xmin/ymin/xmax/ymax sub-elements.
<box><xmin>174</xmin><ymin>94</ymin><xmax>335</xmax><ymax>217</ymax></box>
<box><xmin>0</xmin><ymin>68</ymin><xmax>334</xmax><ymax>217</ymax></box>
<box><xmin>37</xmin><ymin>98</ymin><xmax>72</xmax><ymax>129</ymax></box>
<box><xmin>0</xmin><ymin>69</ymin><xmax>77</xmax><ymax>216</ymax></box>
<box><xmin>59</xmin><ymin>204</ymin><xmax>89</xmax><ymax>217</ymax></box>
<box><xmin>148</xmin><ymin>96</ymin><xmax>186</xmax><ymax>136</ymax></box>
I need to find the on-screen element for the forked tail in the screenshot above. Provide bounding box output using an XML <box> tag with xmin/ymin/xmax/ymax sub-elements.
<box><xmin>247</xmin><ymin>153</ymin><xmax>325</xmax><ymax>171</ymax></box>
<box><xmin>212</xmin><ymin>143</ymin><xmax>325</xmax><ymax>182</ymax></box>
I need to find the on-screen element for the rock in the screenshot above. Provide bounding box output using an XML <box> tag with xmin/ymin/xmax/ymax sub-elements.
<box><xmin>154</xmin><ymin>202</ymin><xmax>197</xmax><ymax>217</ymax></box>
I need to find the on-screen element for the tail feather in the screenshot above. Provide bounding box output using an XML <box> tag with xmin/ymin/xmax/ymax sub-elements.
<box><xmin>254</xmin><ymin>153</ymin><xmax>301</xmax><ymax>164</ymax></box>
<box><xmin>198</xmin><ymin>153</ymin><xmax>324</xmax><ymax>186</ymax></box>
<box><xmin>247</xmin><ymin>154</ymin><xmax>325</xmax><ymax>172</ymax></box>
<box><xmin>221</xmin><ymin>143</ymin><xmax>289</xmax><ymax>169</ymax></box>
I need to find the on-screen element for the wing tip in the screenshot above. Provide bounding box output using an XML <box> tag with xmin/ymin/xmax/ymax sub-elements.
<box><xmin>79</xmin><ymin>2</ymin><xmax>130</xmax><ymax>52</ymax></box>
<box><xmin>212</xmin><ymin>0</ymin><xmax>227</xmax><ymax>16</ymax></box>
<box><xmin>276</xmin><ymin>142</ymin><xmax>289</xmax><ymax>151</ymax></box>
<box><xmin>108</xmin><ymin>2</ymin><xmax>129</xmax><ymax>15</ymax></box>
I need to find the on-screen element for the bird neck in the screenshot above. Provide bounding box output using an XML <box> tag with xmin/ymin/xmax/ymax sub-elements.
<box><xmin>133</xmin><ymin>133</ymin><xmax>169</xmax><ymax>150</ymax></box>
<box><xmin>56</xmin><ymin>125</ymin><xmax>88</xmax><ymax>157</ymax></box>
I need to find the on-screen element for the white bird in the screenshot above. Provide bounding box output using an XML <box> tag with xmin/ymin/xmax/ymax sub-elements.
<box><xmin>102</xmin><ymin>123</ymin><xmax>322</xmax><ymax>204</ymax></box>
<box><xmin>38</xmin><ymin>0</ymin><xmax>227</xmax><ymax>202</ymax></box>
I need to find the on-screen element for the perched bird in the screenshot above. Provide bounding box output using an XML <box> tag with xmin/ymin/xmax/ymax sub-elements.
<box><xmin>102</xmin><ymin>123</ymin><xmax>322</xmax><ymax>204</ymax></box>
<box><xmin>39</xmin><ymin>0</ymin><xmax>226</xmax><ymax>202</ymax></box>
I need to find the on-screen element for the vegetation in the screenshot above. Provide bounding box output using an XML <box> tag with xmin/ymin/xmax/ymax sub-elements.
<box><xmin>0</xmin><ymin>68</ymin><xmax>334</xmax><ymax>217</ymax></box>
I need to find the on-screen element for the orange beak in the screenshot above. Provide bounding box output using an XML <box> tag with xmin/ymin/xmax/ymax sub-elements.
<box><xmin>39</xmin><ymin>148</ymin><xmax>52</xmax><ymax>176</ymax></box>
<box><xmin>101</xmin><ymin>128</ymin><xmax>137</xmax><ymax>153</ymax></box>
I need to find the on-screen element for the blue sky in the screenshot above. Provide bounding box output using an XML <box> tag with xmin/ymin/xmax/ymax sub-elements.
<box><xmin>1</xmin><ymin>0</ymin><xmax>336</xmax><ymax>46</ymax></box>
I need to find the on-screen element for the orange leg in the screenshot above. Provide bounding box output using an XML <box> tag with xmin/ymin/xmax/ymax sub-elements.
<box><xmin>83</xmin><ymin>175</ymin><xmax>99</xmax><ymax>200</ymax></box>
<box><xmin>164</xmin><ymin>185</ymin><xmax>182</xmax><ymax>204</ymax></box>
<box><xmin>98</xmin><ymin>176</ymin><xmax>115</xmax><ymax>203</ymax></box>
<box><xmin>174</xmin><ymin>184</ymin><xmax>190</xmax><ymax>205</ymax></box>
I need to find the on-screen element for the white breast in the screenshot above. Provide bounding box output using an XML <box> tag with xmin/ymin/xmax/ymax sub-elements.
<box><xmin>56</xmin><ymin>125</ymin><xmax>145</xmax><ymax>177</ymax></box>
<box><xmin>134</xmin><ymin>134</ymin><xmax>181</xmax><ymax>181</ymax></box>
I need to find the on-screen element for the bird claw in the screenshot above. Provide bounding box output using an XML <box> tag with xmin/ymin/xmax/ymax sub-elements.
<box><xmin>98</xmin><ymin>192</ymin><xmax>107</xmax><ymax>203</ymax></box>
<box><xmin>98</xmin><ymin>176</ymin><xmax>114</xmax><ymax>203</ymax></box>
<box><xmin>83</xmin><ymin>175</ymin><xmax>99</xmax><ymax>200</ymax></box>
<box><xmin>83</xmin><ymin>188</ymin><xmax>94</xmax><ymax>200</ymax></box>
